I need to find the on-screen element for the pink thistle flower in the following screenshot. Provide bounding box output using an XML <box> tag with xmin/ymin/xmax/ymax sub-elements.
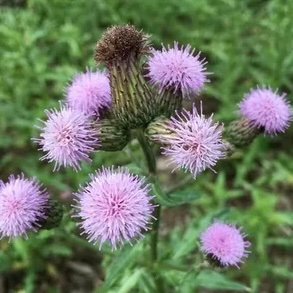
<box><xmin>65</xmin><ymin>69</ymin><xmax>111</xmax><ymax>116</ymax></box>
<box><xmin>34</xmin><ymin>105</ymin><xmax>98</xmax><ymax>171</ymax></box>
<box><xmin>0</xmin><ymin>174</ymin><xmax>49</xmax><ymax>238</ymax></box>
<box><xmin>146</xmin><ymin>42</ymin><xmax>209</xmax><ymax>98</ymax></box>
<box><xmin>239</xmin><ymin>86</ymin><xmax>292</xmax><ymax>135</ymax></box>
<box><xmin>74</xmin><ymin>167</ymin><xmax>155</xmax><ymax>249</ymax></box>
<box><xmin>200</xmin><ymin>222</ymin><xmax>251</xmax><ymax>268</ymax></box>
<box><xmin>159</xmin><ymin>105</ymin><xmax>226</xmax><ymax>177</ymax></box>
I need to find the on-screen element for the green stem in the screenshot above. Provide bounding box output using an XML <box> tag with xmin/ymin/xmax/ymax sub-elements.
<box><xmin>151</xmin><ymin>205</ymin><xmax>161</xmax><ymax>261</ymax></box>
<box><xmin>157</xmin><ymin>262</ymin><xmax>190</xmax><ymax>272</ymax></box>
<box><xmin>175</xmin><ymin>261</ymin><xmax>209</xmax><ymax>292</ymax></box>
<box><xmin>136</xmin><ymin>129</ymin><xmax>156</xmax><ymax>175</ymax></box>
<box><xmin>136</xmin><ymin>129</ymin><xmax>160</xmax><ymax>261</ymax></box>
<box><xmin>136</xmin><ymin>128</ymin><xmax>163</xmax><ymax>292</ymax></box>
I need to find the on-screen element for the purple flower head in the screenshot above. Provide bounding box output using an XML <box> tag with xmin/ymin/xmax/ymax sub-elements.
<box><xmin>159</xmin><ymin>105</ymin><xmax>226</xmax><ymax>178</ymax></box>
<box><xmin>66</xmin><ymin>69</ymin><xmax>111</xmax><ymax>116</ymax></box>
<box><xmin>34</xmin><ymin>105</ymin><xmax>98</xmax><ymax>171</ymax></box>
<box><xmin>0</xmin><ymin>174</ymin><xmax>49</xmax><ymax>238</ymax></box>
<box><xmin>146</xmin><ymin>42</ymin><xmax>209</xmax><ymax>98</ymax></box>
<box><xmin>239</xmin><ymin>86</ymin><xmax>292</xmax><ymax>135</ymax></box>
<box><xmin>74</xmin><ymin>167</ymin><xmax>155</xmax><ymax>249</ymax></box>
<box><xmin>200</xmin><ymin>222</ymin><xmax>251</xmax><ymax>268</ymax></box>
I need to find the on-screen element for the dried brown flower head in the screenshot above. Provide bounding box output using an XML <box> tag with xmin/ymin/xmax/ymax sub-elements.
<box><xmin>95</xmin><ymin>24</ymin><xmax>150</xmax><ymax>65</ymax></box>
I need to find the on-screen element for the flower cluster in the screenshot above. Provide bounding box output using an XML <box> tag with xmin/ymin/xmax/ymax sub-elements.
<box><xmin>4</xmin><ymin>25</ymin><xmax>292</xmax><ymax>273</ymax></box>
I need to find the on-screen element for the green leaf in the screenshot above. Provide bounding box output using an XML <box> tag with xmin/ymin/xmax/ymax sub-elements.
<box><xmin>0</xmin><ymin>251</ymin><xmax>11</xmax><ymax>272</ymax></box>
<box><xmin>195</xmin><ymin>271</ymin><xmax>251</xmax><ymax>292</ymax></box>
<box><xmin>268</xmin><ymin>265</ymin><xmax>293</xmax><ymax>279</ymax></box>
<box><xmin>124</xmin><ymin>163</ymin><xmax>145</xmax><ymax>176</ymax></box>
<box><xmin>101</xmin><ymin>244</ymin><xmax>142</xmax><ymax>291</ymax></box>
<box><xmin>167</xmin><ymin>190</ymin><xmax>201</xmax><ymax>206</ymax></box>
<box><xmin>117</xmin><ymin>268</ymin><xmax>144</xmax><ymax>293</ymax></box>
<box><xmin>138</xmin><ymin>270</ymin><xmax>157</xmax><ymax>293</ymax></box>
<box><xmin>24</xmin><ymin>270</ymin><xmax>37</xmax><ymax>293</ymax></box>
<box><xmin>43</xmin><ymin>244</ymin><xmax>72</xmax><ymax>257</ymax></box>
<box><xmin>152</xmin><ymin>183</ymin><xmax>201</xmax><ymax>206</ymax></box>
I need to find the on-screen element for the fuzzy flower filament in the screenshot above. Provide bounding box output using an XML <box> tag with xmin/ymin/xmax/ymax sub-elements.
<box><xmin>66</xmin><ymin>69</ymin><xmax>111</xmax><ymax>116</ymax></box>
<box><xmin>74</xmin><ymin>167</ymin><xmax>155</xmax><ymax>249</ymax></box>
<box><xmin>200</xmin><ymin>222</ymin><xmax>250</xmax><ymax>268</ymax></box>
<box><xmin>239</xmin><ymin>86</ymin><xmax>292</xmax><ymax>135</ymax></box>
<box><xmin>0</xmin><ymin>174</ymin><xmax>49</xmax><ymax>238</ymax></box>
<box><xmin>156</xmin><ymin>105</ymin><xmax>226</xmax><ymax>177</ymax></box>
<box><xmin>146</xmin><ymin>42</ymin><xmax>209</xmax><ymax>98</ymax></box>
<box><xmin>35</xmin><ymin>106</ymin><xmax>98</xmax><ymax>171</ymax></box>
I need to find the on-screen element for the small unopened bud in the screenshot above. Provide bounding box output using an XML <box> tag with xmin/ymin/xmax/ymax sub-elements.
<box><xmin>95</xmin><ymin>119</ymin><xmax>130</xmax><ymax>151</ymax></box>
<box><xmin>39</xmin><ymin>199</ymin><xmax>63</xmax><ymax>230</ymax></box>
<box><xmin>224</xmin><ymin>118</ymin><xmax>261</xmax><ymax>148</ymax></box>
<box><xmin>145</xmin><ymin>116</ymin><xmax>174</xmax><ymax>143</ymax></box>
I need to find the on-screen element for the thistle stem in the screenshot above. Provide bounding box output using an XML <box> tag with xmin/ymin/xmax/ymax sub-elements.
<box><xmin>136</xmin><ymin>129</ymin><xmax>156</xmax><ymax>175</ymax></box>
<box><xmin>136</xmin><ymin>128</ymin><xmax>163</xmax><ymax>291</ymax></box>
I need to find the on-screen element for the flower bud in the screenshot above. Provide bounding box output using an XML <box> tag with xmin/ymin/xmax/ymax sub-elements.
<box><xmin>224</xmin><ymin>118</ymin><xmax>261</xmax><ymax>148</ymax></box>
<box><xmin>95</xmin><ymin>119</ymin><xmax>130</xmax><ymax>151</ymax></box>
<box><xmin>95</xmin><ymin>25</ymin><xmax>159</xmax><ymax>129</ymax></box>
<box><xmin>145</xmin><ymin>116</ymin><xmax>174</xmax><ymax>143</ymax></box>
<box><xmin>39</xmin><ymin>199</ymin><xmax>63</xmax><ymax>230</ymax></box>
<box><xmin>157</xmin><ymin>89</ymin><xmax>183</xmax><ymax>117</ymax></box>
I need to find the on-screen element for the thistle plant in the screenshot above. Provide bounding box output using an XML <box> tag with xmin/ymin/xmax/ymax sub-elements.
<box><xmin>1</xmin><ymin>24</ymin><xmax>292</xmax><ymax>292</ymax></box>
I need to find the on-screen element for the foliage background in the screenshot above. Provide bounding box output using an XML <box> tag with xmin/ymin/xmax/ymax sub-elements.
<box><xmin>0</xmin><ymin>0</ymin><xmax>293</xmax><ymax>292</ymax></box>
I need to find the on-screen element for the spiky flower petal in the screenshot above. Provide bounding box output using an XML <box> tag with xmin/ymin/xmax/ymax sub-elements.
<box><xmin>154</xmin><ymin>105</ymin><xmax>226</xmax><ymax>177</ymax></box>
<box><xmin>146</xmin><ymin>42</ymin><xmax>208</xmax><ymax>98</ymax></box>
<box><xmin>239</xmin><ymin>87</ymin><xmax>292</xmax><ymax>135</ymax></box>
<box><xmin>0</xmin><ymin>174</ymin><xmax>49</xmax><ymax>238</ymax></box>
<box><xmin>66</xmin><ymin>69</ymin><xmax>111</xmax><ymax>116</ymax></box>
<box><xmin>200</xmin><ymin>222</ymin><xmax>250</xmax><ymax>268</ymax></box>
<box><xmin>35</xmin><ymin>106</ymin><xmax>98</xmax><ymax>171</ymax></box>
<box><xmin>74</xmin><ymin>167</ymin><xmax>155</xmax><ymax>249</ymax></box>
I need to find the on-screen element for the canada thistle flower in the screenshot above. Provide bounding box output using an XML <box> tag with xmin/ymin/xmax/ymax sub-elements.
<box><xmin>65</xmin><ymin>69</ymin><xmax>111</xmax><ymax>116</ymax></box>
<box><xmin>74</xmin><ymin>167</ymin><xmax>155</xmax><ymax>249</ymax></box>
<box><xmin>35</xmin><ymin>105</ymin><xmax>98</xmax><ymax>171</ymax></box>
<box><xmin>0</xmin><ymin>174</ymin><xmax>49</xmax><ymax>238</ymax></box>
<box><xmin>200</xmin><ymin>222</ymin><xmax>251</xmax><ymax>268</ymax></box>
<box><xmin>152</xmin><ymin>105</ymin><xmax>226</xmax><ymax>177</ymax></box>
<box><xmin>239</xmin><ymin>86</ymin><xmax>292</xmax><ymax>135</ymax></box>
<box><xmin>146</xmin><ymin>42</ymin><xmax>208</xmax><ymax>98</ymax></box>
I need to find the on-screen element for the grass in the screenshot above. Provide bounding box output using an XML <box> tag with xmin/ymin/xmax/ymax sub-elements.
<box><xmin>0</xmin><ymin>0</ymin><xmax>293</xmax><ymax>292</ymax></box>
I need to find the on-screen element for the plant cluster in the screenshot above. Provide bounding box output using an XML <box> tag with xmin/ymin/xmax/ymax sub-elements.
<box><xmin>0</xmin><ymin>24</ymin><xmax>291</xmax><ymax>292</ymax></box>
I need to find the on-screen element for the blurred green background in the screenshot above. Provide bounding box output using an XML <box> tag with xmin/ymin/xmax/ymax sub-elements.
<box><xmin>0</xmin><ymin>0</ymin><xmax>293</xmax><ymax>292</ymax></box>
